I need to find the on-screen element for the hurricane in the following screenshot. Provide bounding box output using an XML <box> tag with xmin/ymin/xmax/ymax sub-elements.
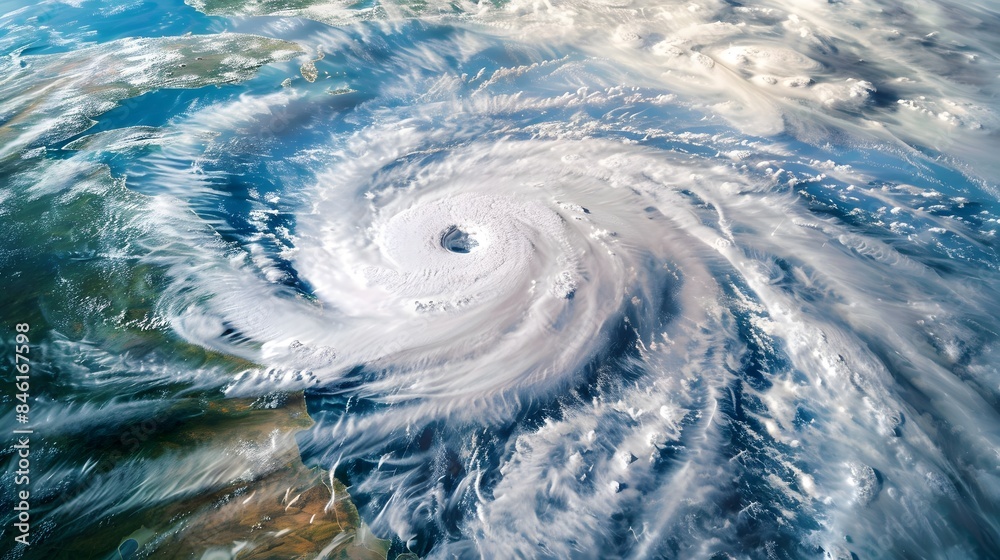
<box><xmin>2</xmin><ymin>0</ymin><xmax>999</xmax><ymax>559</ymax></box>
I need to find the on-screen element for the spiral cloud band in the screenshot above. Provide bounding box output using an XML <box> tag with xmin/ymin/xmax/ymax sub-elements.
<box><xmin>53</xmin><ymin>13</ymin><xmax>995</xmax><ymax>560</ymax></box>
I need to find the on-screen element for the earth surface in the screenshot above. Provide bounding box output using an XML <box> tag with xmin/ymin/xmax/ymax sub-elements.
<box><xmin>1</xmin><ymin>0</ymin><xmax>1000</xmax><ymax>559</ymax></box>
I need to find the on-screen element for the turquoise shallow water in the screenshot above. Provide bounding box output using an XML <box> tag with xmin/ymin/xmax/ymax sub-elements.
<box><xmin>2</xmin><ymin>0</ymin><xmax>1000</xmax><ymax>559</ymax></box>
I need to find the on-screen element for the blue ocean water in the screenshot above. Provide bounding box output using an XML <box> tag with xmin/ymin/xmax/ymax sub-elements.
<box><xmin>2</xmin><ymin>0</ymin><xmax>1000</xmax><ymax>559</ymax></box>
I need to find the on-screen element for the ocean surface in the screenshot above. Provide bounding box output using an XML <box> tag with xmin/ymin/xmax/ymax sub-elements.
<box><xmin>2</xmin><ymin>0</ymin><xmax>1000</xmax><ymax>558</ymax></box>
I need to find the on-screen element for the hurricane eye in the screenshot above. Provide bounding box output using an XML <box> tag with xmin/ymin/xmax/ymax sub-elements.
<box><xmin>441</xmin><ymin>225</ymin><xmax>479</xmax><ymax>254</ymax></box>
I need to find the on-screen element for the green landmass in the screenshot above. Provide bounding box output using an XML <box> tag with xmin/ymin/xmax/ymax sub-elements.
<box><xmin>0</xmin><ymin>33</ymin><xmax>303</xmax><ymax>161</ymax></box>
